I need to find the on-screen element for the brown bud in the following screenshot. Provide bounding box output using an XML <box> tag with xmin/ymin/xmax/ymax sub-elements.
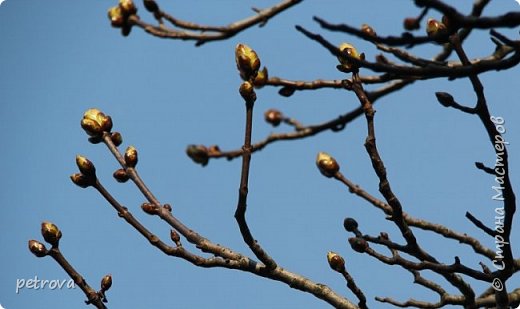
<box><xmin>141</xmin><ymin>202</ymin><xmax>157</xmax><ymax>215</ymax></box>
<box><xmin>264</xmin><ymin>109</ymin><xmax>283</xmax><ymax>127</ymax></box>
<box><xmin>278</xmin><ymin>86</ymin><xmax>295</xmax><ymax>97</ymax></box>
<box><xmin>337</xmin><ymin>43</ymin><xmax>364</xmax><ymax>71</ymax></box>
<box><xmin>101</xmin><ymin>274</ymin><xmax>112</xmax><ymax>292</ymax></box>
<box><xmin>239</xmin><ymin>81</ymin><xmax>256</xmax><ymax>102</ymax></box>
<box><xmin>144</xmin><ymin>0</ymin><xmax>159</xmax><ymax>13</ymax></box>
<box><xmin>70</xmin><ymin>173</ymin><xmax>93</xmax><ymax>188</ymax></box>
<box><xmin>108</xmin><ymin>6</ymin><xmax>125</xmax><ymax>28</ymax></box>
<box><xmin>119</xmin><ymin>0</ymin><xmax>137</xmax><ymax>15</ymax></box>
<box><xmin>170</xmin><ymin>229</ymin><xmax>181</xmax><ymax>245</ymax></box>
<box><xmin>361</xmin><ymin>24</ymin><xmax>376</xmax><ymax>37</ymax></box>
<box><xmin>343</xmin><ymin>218</ymin><xmax>358</xmax><ymax>232</ymax></box>
<box><xmin>253</xmin><ymin>67</ymin><xmax>268</xmax><ymax>88</ymax></box>
<box><xmin>186</xmin><ymin>145</ymin><xmax>209</xmax><ymax>166</ymax></box>
<box><xmin>121</xmin><ymin>24</ymin><xmax>132</xmax><ymax>37</ymax></box>
<box><xmin>113</xmin><ymin>169</ymin><xmax>129</xmax><ymax>183</ymax></box>
<box><xmin>208</xmin><ymin>145</ymin><xmax>221</xmax><ymax>156</ymax></box>
<box><xmin>163</xmin><ymin>204</ymin><xmax>172</xmax><ymax>212</ymax></box>
<box><xmin>28</xmin><ymin>240</ymin><xmax>48</xmax><ymax>258</ymax></box>
<box><xmin>435</xmin><ymin>92</ymin><xmax>454</xmax><ymax>107</ymax></box>
<box><xmin>41</xmin><ymin>222</ymin><xmax>62</xmax><ymax>247</ymax></box>
<box><xmin>349</xmin><ymin>237</ymin><xmax>369</xmax><ymax>253</ymax></box>
<box><xmin>76</xmin><ymin>155</ymin><xmax>96</xmax><ymax>178</ymax></box>
<box><xmin>235</xmin><ymin>44</ymin><xmax>261</xmax><ymax>81</ymax></box>
<box><xmin>316</xmin><ymin>152</ymin><xmax>340</xmax><ymax>178</ymax></box>
<box><xmin>327</xmin><ymin>251</ymin><xmax>345</xmax><ymax>272</ymax></box>
<box><xmin>81</xmin><ymin>108</ymin><xmax>112</xmax><ymax>137</ymax></box>
<box><xmin>110</xmin><ymin>132</ymin><xmax>123</xmax><ymax>147</ymax></box>
<box><xmin>426</xmin><ymin>18</ymin><xmax>448</xmax><ymax>42</ymax></box>
<box><xmin>403</xmin><ymin>17</ymin><xmax>419</xmax><ymax>31</ymax></box>
<box><xmin>124</xmin><ymin>146</ymin><xmax>138</xmax><ymax>168</ymax></box>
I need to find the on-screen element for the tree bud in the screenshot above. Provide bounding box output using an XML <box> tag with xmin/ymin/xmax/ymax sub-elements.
<box><xmin>316</xmin><ymin>152</ymin><xmax>340</xmax><ymax>178</ymax></box>
<box><xmin>235</xmin><ymin>44</ymin><xmax>261</xmax><ymax>81</ymax></box>
<box><xmin>435</xmin><ymin>92</ymin><xmax>454</xmax><ymax>107</ymax></box>
<box><xmin>28</xmin><ymin>240</ymin><xmax>48</xmax><ymax>258</ymax></box>
<box><xmin>76</xmin><ymin>155</ymin><xmax>96</xmax><ymax>177</ymax></box>
<box><xmin>403</xmin><ymin>17</ymin><xmax>419</xmax><ymax>31</ymax></box>
<box><xmin>124</xmin><ymin>146</ymin><xmax>138</xmax><ymax>168</ymax></box>
<box><xmin>113</xmin><ymin>169</ymin><xmax>129</xmax><ymax>183</ymax></box>
<box><xmin>253</xmin><ymin>67</ymin><xmax>268</xmax><ymax>88</ymax></box>
<box><xmin>170</xmin><ymin>229</ymin><xmax>181</xmax><ymax>245</ymax></box>
<box><xmin>426</xmin><ymin>18</ymin><xmax>448</xmax><ymax>42</ymax></box>
<box><xmin>108</xmin><ymin>6</ymin><xmax>125</xmax><ymax>28</ymax></box>
<box><xmin>144</xmin><ymin>0</ymin><xmax>159</xmax><ymax>13</ymax></box>
<box><xmin>70</xmin><ymin>173</ymin><xmax>93</xmax><ymax>188</ymax></box>
<box><xmin>81</xmin><ymin>108</ymin><xmax>112</xmax><ymax>137</ymax></box>
<box><xmin>141</xmin><ymin>202</ymin><xmax>157</xmax><ymax>215</ymax></box>
<box><xmin>327</xmin><ymin>251</ymin><xmax>345</xmax><ymax>272</ymax></box>
<box><xmin>361</xmin><ymin>24</ymin><xmax>376</xmax><ymax>37</ymax></box>
<box><xmin>110</xmin><ymin>132</ymin><xmax>123</xmax><ymax>147</ymax></box>
<box><xmin>41</xmin><ymin>222</ymin><xmax>62</xmax><ymax>247</ymax></box>
<box><xmin>349</xmin><ymin>237</ymin><xmax>369</xmax><ymax>253</ymax></box>
<box><xmin>264</xmin><ymin>109</ymin><xmax>283</xmax><ymax>127</ymax></box>
<box><xmin>119</xmin><ymin>0</ymin><xmax>137</xmax><ymax>15</ymax></box>
<box><xmin>101</xmin><ymin>274</ymin><xmax>112</xmax><ymax>292</ymax></box>
<box><xmin>343</xmin><ymin>217</ymin><xmax>358</xmax><ymax>232</ymax></box>
<box><xmin>337</xmin><ymin>43</ymin><xmax>363</xmax><ymax>70</ymax></box>
<box><xmin>186</xmin><ymin>145</ymin><xmax>209</xmax><ymax>166</ymax></box>
<box><xmin>239</xmin><ymin>81</ymin><xmax>256</xmax><ymax>102</ymax></box>
<box><xmin>278</xmin><ymin>86</ymin><xmax>296</xmax><ymax>97</ymax></box>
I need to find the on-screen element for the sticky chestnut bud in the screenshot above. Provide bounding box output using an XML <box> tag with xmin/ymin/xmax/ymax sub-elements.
<box><xmin>435</xmin><ymin>92</ymin><xmax>455</xmax><ymax>107</ymax></box>
<box><xmin>186</xmin><ymin>145</ymin><xmax>209</xmax><ymax>166</ymax></box>
<box><xmin>141</xmin><ymin>203</ymin><xmax>157</xmax><ymax>215</ymax></box>
<box><xmin>253</xmin><ymin>67</ymin><xmax>268</xmax><ymax>88</ymax></box>
<box><xmin>239</xmin><ymin>81</ymin><xmax>256</xmax><ymax>102</ymax></box>
<box><xmin>81</xmin><ymin>108</ymin><xmax>112</xmax><ymax>137</ymax></box>
<box><xmin>28</xmin><ymin>240</ymin><xmax>48</xmax><ymax>258</ymax></box>
<box><xmin>108</xmin><ymin>6</ymin><xmax>125</xmax><ymax>28</ymax></box>
<box><xmin>337</xmin><ymin>43</ymin><xmax>363</xmax><ymax>71</ymax></box>
<box><xmin>113</xmin><ymin>169</ymin><xmax>129</xmax><ymax>183</ymax></box>
<box><xmin>124</xmin><ymin>146</ymin><xmax>138</xmax><ymax>168</ymax></box>
<box><xmin>70</xmin><ymin>173</ymin><xmax>93</xmax><ymax>188</ymax></box>
<box><xmin>349</xmin><ymin>237</ymin><xmax>369</xmax><ymax>253</ymax></box>
<box><xmin>235</xmin><ymin>44</ymin><xmax>260</xmax><ymax>81</ymax></box>
<box><xmin>41</xmin><ymin>222</ymin><xmax>62</xmax><ymax>247</ymax></box>
<box><xmin>76</xmin><ymin>155</ymin><xmax>96</xmax><ymax>178</ymax></box>
<box><xmin>119</xmin><ymin>0</ymin><xmax>137</xmax><ymax>15</ymax></box>
<box><xmin>343</xmin><ymin>218</ymin><xmax>359</xmax><ymax>232</ymax></box>
<box><xmin>101</xmin><ymin>274</ymin><xmax>112</xmax><ymax>292</ymax></box>
<box><xmin>316</xmin><ymin>152</ymin><xmax>340</xmax><ymax>178</ymax></box>
<box><xmin>426</xmin><ymin>18</ymin><xmax>448</xmax><ymax>42</ymax></box>
<box><xmin>264</xmin><ymin>109</ymin><xmax>283</xmax><ymax>127</ymax></box>
<box><xmin>327</xmin><ymin>251</ymin><xmax>345</xmax><ymax>272</ymax></box>
<box><xmin>110</xmin><ymin>132</ymin><xmax>123</xmax><ymax>146</ymax></box>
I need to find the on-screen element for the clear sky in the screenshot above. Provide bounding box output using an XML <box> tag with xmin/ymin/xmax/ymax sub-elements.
<box><xmin>1</xmin><ymin>1</ymin><xmax>519</xmax><ymax>308</ymax></box>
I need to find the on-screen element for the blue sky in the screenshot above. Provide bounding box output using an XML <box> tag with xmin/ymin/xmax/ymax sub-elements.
<box><xmin>1</xmin><ymin>1</ymin><xmax>520</xmax><ymax>308</ymax></box>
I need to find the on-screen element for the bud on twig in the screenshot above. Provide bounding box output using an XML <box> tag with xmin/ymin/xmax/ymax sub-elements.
<box><xmin>239</xmin><ymin>81</ymin><xmax>256</xmax><ymax>102</ymax></box>
<box><xmin>101</xmin><ymin>274</ymin><xmax>112</xmax><ymax>292</ymax></box>
<box><xmin>343</xmin><ymin>217</ymin><xmax>358</xmax><ymax>232</ymax></box>
<box><xmin>327</xmin><ymin>251</ymin><xmax>345</xmax><ymax>272</ymax></box>
<box><xmin>28</xmin><ymin>240</ymin><xmax>48</xmax><ymax>258</ymax></box>
<box><xmin>108</xmin><ymin>6</ymin><xmax>125</xmax><ymax>28</ymax></box>
<box><xmin>124</xmin><ymin>146</ymin><xmax>138</xmax><ymax>168</ymax></box>
<box><xmin>41</xmin><ymin>222</ymin><xmax>62</xmax><ymax>247</ymax></box>
<box><xmin>426</xmin><ymin>18</ymin><xmax>448</xmax><ymax>43</ymax></box>
<box><xmin>70</xmin><ymin>173</ymin><xmax>94</xmax><ymax>188</ymax></box>
<box><xmin>435</xmin><ymin>92</ymin><xmax>455</xmax><ymax>107</ymax></box>
<box><xmin>264</xmin><ymin>109</ymin><xmax>283</xmax><ymax>127</ymax></box>
<box><xmin>316</xmin><ymin>152</ymin><xmax>340</xmax><ymax>178</ymax></box>
<box><xmin>141</xmin><ymin>202</ymin><xmax>157</xmax><ymax>215</ymax></box>
<box><xmin>337</xmin><ymin>43</ymin><xmax>364</xmax><ymax>71</ymax></box>
<box><xmin>110</xmin><ymin>132</ymin><xmax>123</xmax><ymax>147</ymax></box>
<box><xmin>81</xmin><ymin>108</ymin><xmax>112</xmax><ymax>137</ymax></box>
<box><xmin>119</xmin><ymin>0</ymin><xmax>137</xmax><ymax>15</ymax></box>
<box><xmin>186</xmin><ymin>145</ymin><xmax>209</xmax><ymax>166</ymax></box>
<box><xmin>170</xmin><ymin>229</ymin><xmax>181</xmax><ymax>246</ymax></box>
<box><xmin>253</xmin><ymin>67</ymin><xmax>268</xmax><ymax>88</ymax></box>
<box><xmin>349</xmin><ymin>237</ymin><xmax>369</xmax><ymax>253</ymax></box>
<box><xmin>113</xmin><ymin>169</ymin><xmax>129</xmax><ymax>183</ymax></box>
<box><xmin>144</xmin><ymin>0</ymin><xmax>159</xmax><ymax>13</ymax></box>
<box><xmin>76</xmin><ymin>155</ymin><xmax>96</xmax><ymax>178</ymax></box>
<box><xmin>361</xmin><ymin>24</ymin><xmax>376</xmax><ymax>37</ymax></box>
<box><xmin>403</xmin><ymin>17</ymin><xmax>419</xmax><ymax>31</ymax></box>
<box><xmin>235</xmin><ymin>44</ymin><xmax>261</xmax><ymax>81</ymax></box>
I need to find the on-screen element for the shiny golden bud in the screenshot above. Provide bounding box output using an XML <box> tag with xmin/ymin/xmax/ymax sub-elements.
<box><xmin>426</xmin><ymin>18</ymin><xmax>448</xmax><ymax>42</ymax></box>
<box><xmin>81</xmin><ymin>108</ymin><xmax>112</xmax><ymax>137</ymax></box>
<box><xmin>239</xmin><ymin>81</ymin><xmax>256</xmax><ymax>102</ymax></box>
<box><xmin>70</xmin><ymin>173</ymin><xmax>93</xmax><ymax>188</ymax></box>
<box><xmin>124</xmin><ymin>146</ymin><xmax>138</xmax><ymax>168</ymax></box>
<box><xmin>316</xmin><ymin>152</ymin><xmax>340</xmax><ymax>178</ymax></box>
<box><xmin>41</xmin><ymin>221</ymin><xmax>62</xmax><ymax>247</ymax></box>
<box><xmin>108</xmin><ymin>6</ymin><xmax>125</xmax><ymax>28</ymax></box>
<box><xmin>235</xmin><ymin>44</ymin><xmax>261</xmax><ymax>81</ymax></box>
<box><xmin>264</xmin><ymin>109</ymin><xmax>283</xmax><ymax>127</ymax></box>
<box><xmin>337</xmin><ymin>43</ymin><xmax>363</xmax><ymax>71</ymax></box>
<box><xmin>186</xmin><ymin>145</ymin><xmax>209</xmax><ymax>166</ymax></box>
<box><xmin>327</xmin><ymin>251</ymin><xmax>345</xmax><ymax>272</ymax></box>
<box><xmin>28</xmin><ymin>240</ymin><xmax>48</xmax><ymax>258</ymax></box>
<box><xmin>361</xmin><ymin>24</ymin><xmax>376</xmax><ymax>37</ymax></box>
<box><xmin>76</xmin><ymin>155</ymin><xmax>96</xmax><ymax>177</ymax></box>
<box><xmin>101</xmin><ymin>274</ymin><xmax>113</xmax><ymax>292</ymax></box>
<box><xmin>119</xmin><ymin>0</ymin><xmax>137</xmax><ymax>15</ymax></box>
<box><xmin>253</xmin><ymin>67</ymin><xmax>269</xmax><ymax>88</ymax></box>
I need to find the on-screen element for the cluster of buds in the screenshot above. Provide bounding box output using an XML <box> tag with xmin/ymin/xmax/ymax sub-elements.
<box><xmin>264</xmin><ymin>109</ymin><xmax>284</xmax><ymax>127</ymax></box>
<box><xmin>81</xmin><ymin>108</ymin><xmax>113</xmax><ymax>140</ymax></box>
<box><xmin>337</xmin><ymin>43</ymin><xmax>364</xmax><ymax>72</ymax></box>
<box><xmin>107</xmin><ymin>0</ymin><xmax>138</xmax><ymax>36</ymax></box>
<box><xmin>327</xmin><ymin>251</ymin><xmax>346</xmax><ymax>273</ymax></box>
<box><xmin>71</xmin><ymin>155</ymin><xmax>97</xmax><ymax>188</ymax></box>
<box><xmin>41</xmin><ymin>222</ymin><xmax>62</xmax><ymax>247</ymax></box>
<box><xmin>316</xmin><ymin>152</ymin><xmax>340</xmax><ymax>178</ymax></box>
<box><xmin>426</xmin><ymin>18</ymin><xmax>448</xmax><ymax>43</ymax></box>
<box><xmin>235</xmin><ymin>44</ymin><xmax>261</xmax><ymax>81</ymax></box>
